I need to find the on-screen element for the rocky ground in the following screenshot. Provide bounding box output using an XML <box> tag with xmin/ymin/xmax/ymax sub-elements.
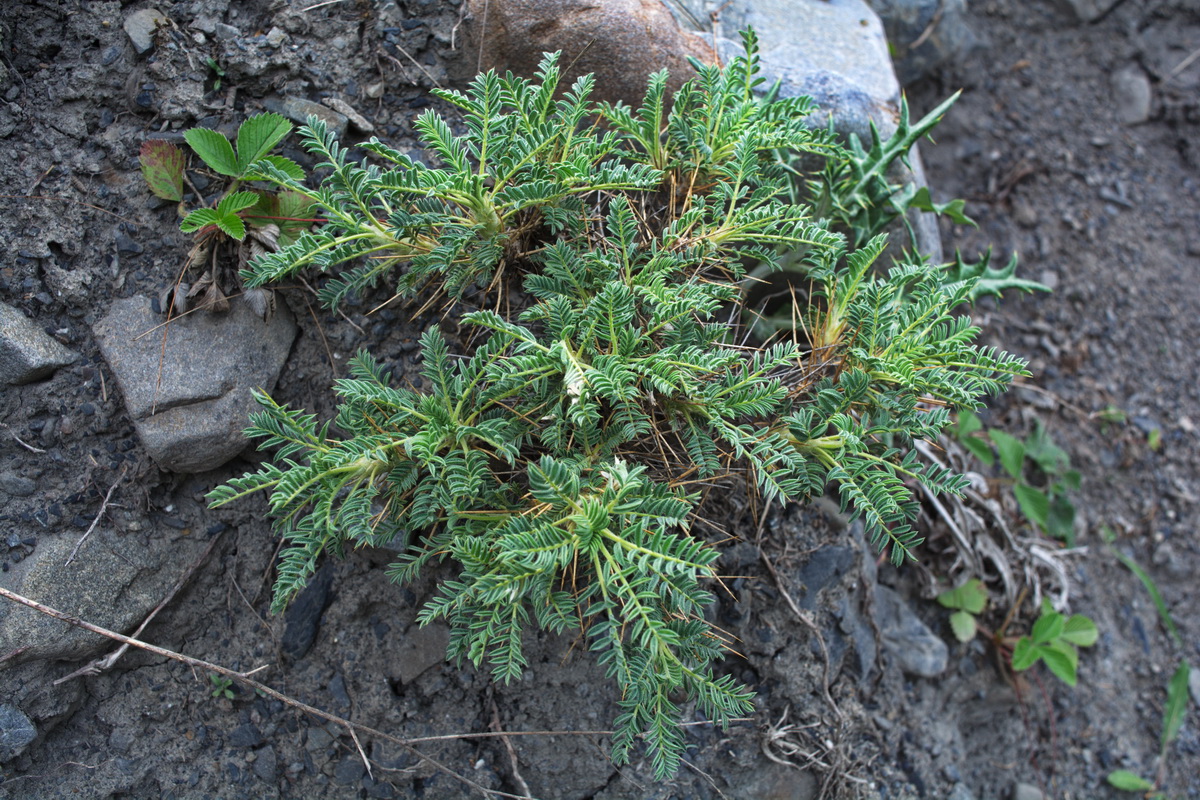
<box><xmin>1</xmin><ymin>1</ymin><xmax>1199</xmax><ymax>799</ymax></box>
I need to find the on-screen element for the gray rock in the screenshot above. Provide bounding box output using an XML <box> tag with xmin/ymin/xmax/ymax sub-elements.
<box><xmin>667</xmin><ymin>0</ymin><xmax>943</xmax><ymax>262</ymax></box>
<box><xmin>948</xmin><ymin>783</ymin><xmax>977</xmax><ymax>800</ymax></box>
<box><xmin>323</xmin><ymin>97</ymin><xmax>374</xmax><ymax>134</ymax></box>
<box><xmin>1062</xmin><ymin>0</ymin><xmax>1121</xmax><ymax>22</ymax></box>
<box><xmin>0</xmin><ymin>472</ymin><xmax>36</xmax><ymax>497</ymax></box>
<box><xmin>0</xmin><ymin>704</ymin><xmax>37</xmax><ymax>762</ymax></box>
<box><xmin>391</xmin><ymin>623</ymin><xmax>450</xmax><ymax>685</ymax></box>
<box><xmin>123</xmin><ymin>8</ymin><xmax>166</xmax><ymax>55</ymax></box>
<box><xmin>334</xmin><ymin>755</ymin><xmax>366</xmax><ymax>786</ymax></box>
<box><xmin>282</xmin><ymin>562</ymin><xmax>335</xmax><ymax>663</ymax></box>
<box><xmin>1112</xmin><ymin>65</ymin><xmax>1152</xmax><ymax>125</ymax></box>
<box><xmin>874</xmin><ymin>584</ymin><xmax>948</xmax><ymax>677</ymax></box>
<box><xmin>228</xmin><ymin>723</ymin><xmax>264</xmax><ymax>748</ymax></box>
<box><xmin>1189</xmin><ymin>664</ymin><xmax>1200</xmax><ymax>706</ymax></box>
<box><xmin>93</xmin><ymin>295</ymin><xmax>296</xmax><ymax>473</ymax></box>
<box><xmin>264</xmin><ymin>26</ymin><xmax>288</xmax><ymax>48</ymax></box>
<box><xmin>865</xmin><ymin>0</ymin><xmax>978</xmax><ymax>85</ymax></box>
<box><xmin>264</xmin><ymin>96</ymin><xmax>349</xmax><ymax>141</ymax></box>
<box><xmin>1012</xmin><ymin>782</ymin><xmax>1046</xmax><ymax>800</ymax></box>
<box><xmin>0</xmin><ymin>521</ymin><xmax>208</xmax><ymax>662</ymax></box>
<box><xmin>0</xmin><ymin>302</ymin><xmax>78</xmax><ymax>386</ymax></box>
<box><xmin>725</xmin><ymin>760</ymin><xmax>818</xmax><ymax>800</ymax></box>
<box><xmin>252</xmin><ymin>745</ymin><xmax>278</xmax><ymax>782</ymax></box>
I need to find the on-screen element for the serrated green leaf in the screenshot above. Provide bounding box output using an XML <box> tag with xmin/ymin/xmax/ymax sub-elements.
<box><xmin>953</xmin><ymin>409</ymin><xmax>982</xmax><ymax>438</ymax></box>
<box><xmin>246</xmin><ymin>154</ymin><xmax>306</xmax><ymax>181</ymax></box>
<box><xmin>949</xmin><ymin>610</ymin><xmax>976</xmax><ymax>643</ymax></box>
<box><xmin>1106</xmin><ymin>770</ymin><xmax>1155</xmax><ymax>791</ymax></box>
<box><xmin>139</xmin><ymin>140</ymin><xmax>185</xmax><ymax>201</ymax></box>
<box><xmin>937</xmin><ymin>578</ymin><xmax>988</xmax><ymax>614</ymax></box>
<box><xmin>1046</xmin><ymin>493</ymin><xmax>1076</xmax><ymax>544</ymax></box>
<box><xmin>1011</xmin><ymin>638</ymin><xmax>1038</xmax><ymax>671</ymax></box>
<box><xmin>1060</xmin><ymin>614</ymin><xmax>1098</xmax><ymax>647</ymax></box>
<box><xmin>1014</xmin><ymin>484</ymin><xmax>1050</xmax><ymax>529</ymax></box>
<box><xmin>216</xmin><ymin>212</ymin><xmax>247</xmax><ymax>240</ymax></box>
<box><xmin>236</xmin><ymin>113</ymin><xmax>293</xmax><ymax>174</ymax></box>
<box><xmin>180</xmin><ymin>207</ymin><xmax>221</xmax><ymax>232</ymax></box>
<box><xmin>1031</xmin><ymin>609</ymin><xmax>1064</xmax><ymax>644</ymax></box>
<box><xmin>1162</xmin><ymin>660</ymin><xmax>1190</xmax><ymax>750</ymax></box>
<box><xmin>184</xmin><ymin>127</ymin><xmax>240</xmax><ymax>176</ymax></box>
<box><xmin>990</xmin><ymin>430</ymin><xmax>1025</xmax><ymax>479</ymax></box>
<box><xmin>1039</xmin><ymin>641</ymin><xmax>1078</xmax><ymax>686</ymax></box>
<box><xmin>217</xmin><ymin>190</ymin><xmax>261</xmax><ymax>216</ymax></box>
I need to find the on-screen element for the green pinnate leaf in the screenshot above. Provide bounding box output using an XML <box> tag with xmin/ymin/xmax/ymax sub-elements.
<box><xmin>184</xmin><ymin>127</ymin><xmax>240</xmax><ymax>176</ymax></box>
<box><xmin>246</xmin><ymin>154</ymin><xmax>306</xmax><ymax>181</ymax></box>
<box><xmin>139</xmin><ymin>140</ymin><xmax>184</xmax><ymax>201</ymax></box>
<box><xmin>236</xmin><ymin>112</ymin><xmax>293</xmax><ymax>174</ymax></box>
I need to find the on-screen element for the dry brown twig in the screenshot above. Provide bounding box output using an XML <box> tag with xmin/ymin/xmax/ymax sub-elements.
<box><xmin>0</xmin><ymin>587</ymin><xmax>613</xmax><ymax>799</ymax></box>
<box><xmin>65</xmin><ymin>465</ymin><xmax>128</xmax><ymax>566</ymax></box>
<box><xmin>55</xmin><ymin>531</ymin><xmax>224</xmax><ymax>685</ymax></box>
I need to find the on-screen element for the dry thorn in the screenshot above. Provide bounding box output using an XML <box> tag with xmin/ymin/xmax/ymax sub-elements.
<box><xmin>1</xmin><ymin>422</ymin><xmax>47</xmax><ymax>454</ymax></box>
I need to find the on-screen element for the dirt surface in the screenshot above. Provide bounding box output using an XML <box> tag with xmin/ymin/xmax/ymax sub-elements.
<box><xmin>1</xmin><ymin>1</ymin><xmax>1199</xmax><ymax>799</ymax></box>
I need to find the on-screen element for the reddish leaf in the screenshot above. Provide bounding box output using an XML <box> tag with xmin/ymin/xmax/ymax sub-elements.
<box><xmin>139</xmin><ymin>140</ymin><xmax>185</xmax><ymax>202</ymax></box>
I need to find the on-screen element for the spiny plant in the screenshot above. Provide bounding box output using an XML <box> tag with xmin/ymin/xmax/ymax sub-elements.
<box><xmin>139</xmin><ymin>112</ymin><xmax>314</xmax><ymax>316</ymax></box>
<box><xmin>209</xmin><ymin>31</ymin><xmax>1028</xmax><ymax>777</ymax></box>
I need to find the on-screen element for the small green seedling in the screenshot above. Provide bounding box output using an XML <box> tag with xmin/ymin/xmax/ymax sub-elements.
<box><xmin>209</xmin><ymin>674</ymin><xmax>235</xmax><ymax>700</ymax></box>
<box><xmin>138</xmin><ymin>113</ymin><xmax>315</xmax><ymax>315</ymax></box>
<box><xmin>206</xmin><ymin>57</ymin><xmax>226</xmax><ymax>92</ymax></box>
<box><xmin>952</xmin><ymin>412</ymin><xmax>1080</xmax><ymax>544</ymax></box>
<box><xmin>1010</xmin><ymin>599</ymin><xmax>1098</xmax><ymax>687</ymax></box>
<box><xmin>1107</xmin><ymin>660</ymin><xmax>1191</xmax><ymax>798</ymax></box>
<box><xmin>937</xmin><ymin>578</ymin><xmax>988</xmax><ymax>643</ymax></box>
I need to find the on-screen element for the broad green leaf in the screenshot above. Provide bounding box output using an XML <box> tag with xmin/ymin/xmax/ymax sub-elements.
<box><xmin>1046</xmin><ymin>493</ymin><xmax>1076</xmax><ymax>544</ymax></box>
<box><xmin>180</xmin><ymin>207</ymin><xmax>221</xmax><ymax>232</ymax></box>
<box><xmin>1039</xmin><ymin>640</ymin><xmax>1078</xmax><ymax>686</ymax></box>
<box><xmin>1024</xmin><ymin>420</ymin><xmax>1070</xmax><ymax>474</ymax></box>
<box><xmin>937</xmin><ymin>578</ymin><xmax>988</xmax><ymax>614</ymax></box>
<box><xmin>1011</xmin><ymin>637</ymin><xmax>1038</xmax><ymax>671</ymax></box>
<box><xmin>949</xmin><ymin>610</ymin><xmax>976</xmax><ymax>643</ymax></box>
<box><xmin>139</xmin><ymin>140</ymin><xmax>184</xmax><ymax>202</ymax></box>
<box><xmin>963</xmin><ymin>436</ymin><xmax>995</xmax><ymax>466</ymax></box>
<box><xmin>1162</xmin><ymin>660</ymin><xmax>1190</xmax><ymax>750</ymax></box>
<box><xmin>216</xmin><ymin>212</ymin><xmax>246</xmax><ymax>240</ymax></box>
<box><xmin>184</xmin><ymin>127</ymin><xmax>240</xmax><ymax>176</ymax></box>
<box><xmin>236</xmin><ymin>113</ymin><xmax>293</xmax><ymax>174</ymax></box>
<box><xmin>1060</xmin><ymin>614</ymin><xmax>1098</xmax><ymax>647</ymax></box>
<box><xmin>217</xmin><ymin>190</ymin><xmax>261</xmax><ymax>216</ymax></box>
<box><xmin>1014</xmin><ymin>484</ymin><xmax>1050</xmax><ymax>529</ymax></box>
<box><xmin>990</xmin><ymin>430</ymin><xmax>1025</xmax><ymax>479</ymax></box>
<box><xmin>1106</xmin><ymin>770</ymin><xmax>1155</xmax><ymax>791</ymax></box>
<box><xmin>952</xmin><ymin>409</ymin><xmax>982</xmax><ymax>438</ymax></box>
<box><xmin>1030</xmin><ymin>609</ymin><xmax>1064</xmax><ymax>644</ymax></box>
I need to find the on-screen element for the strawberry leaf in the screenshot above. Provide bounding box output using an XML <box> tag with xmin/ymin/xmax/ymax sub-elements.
<box><xmin>139</xmin><ymin>140</ymin><xmax>184</xmax><ymax>202</ymax></box>
<box><xmin>236</xmin><ymin>113</ymin><xmax>293</xmax><ymax>174</ymax></box>
<box><xmin>184</xmin><ymin>127</ymin><xmax>240</xmax><ymax>176</ymax></box>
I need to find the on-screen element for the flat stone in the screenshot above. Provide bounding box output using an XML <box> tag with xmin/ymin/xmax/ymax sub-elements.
<box><xmin>725</xmin><ymin>761</ymin><xmax>818</xmax><ymax>800</ymax></box>
<box><xmin>323</xmin><ymin>97</ymin><xmax>374</xmax><ymax>134</ymax></box>
<box><xmin>1013</xmin><ymin>782</ymin><xmax>1046</xmax><ymax>800</ymax></box>
<box><xmin>264</xmin><ymin>26</ymin><xmax>288</xmax><ymax>48</ymax></box>
<box><xmin>93</xmin><ymin>295</ymin><xmax>296</xmax><ymax>473</ymax></box>
<box><xmin>228</xmin><ymin>723</ymin><xmax>264</xmax><ymax>748</ymax></box>
<box><xmin>875</xmin><ymin>584</ymin><xmax>948</xmax><ymax>677</ymax></box>
<box><xmin>1112</xmin><ymin>65</ymin><xmax>1152</xmax><ymax>125</ymax></box>
<box><xmin>282</xmin><ymin>562</ymin><xmax>335</xmax><ymax>663</ymax></box>
<box><xmin>0</xmin><ymin>704</ymin><xmax>37</xmax><ymax>763</ymax></box>
<box><xmin>252</xmin><ymin>745</ymin><xmax>278</xmax><ymax>782</ymax></box>
<box><xmin>0</xmin><ymin>472</ymin><xmax>36</xmax><ymax>497</ymax></box>
<box><xmin>391</xmin><ymin>623</ymin><xmax>450</xmax><ymax>685</ymax></box>
<box><xmin>0</xmin><ymin>302</ymin><xmax>78</xmax><ymax>386</ymax></box>
<box><xmin>263</xmin><ymin>96</ymin><xmax>349</xmax><ymax>141</ymax></box>
<box><xmin>123</xmin><ymin>8</ymin><xmax>166</xmax><ymax>55</ymax></box>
